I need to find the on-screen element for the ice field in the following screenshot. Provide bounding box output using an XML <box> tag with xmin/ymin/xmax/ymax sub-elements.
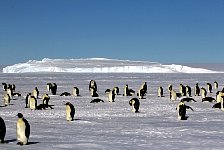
<box><xmin>1</xmin><ymin>59</ymin><xmax>224</xmax><ymax>149</ymax></box>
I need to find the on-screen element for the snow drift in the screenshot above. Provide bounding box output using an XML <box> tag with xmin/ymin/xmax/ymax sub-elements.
<box><xmin>2</xmin><ymin>58</ymin><xmax>220</xmax><ymax>73</ymax></box>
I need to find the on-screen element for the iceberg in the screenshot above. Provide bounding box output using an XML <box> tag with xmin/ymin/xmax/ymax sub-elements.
<box><xmin>2</xmin><ymin>58</ymin><xmax>220</xmax><ymax>73</ymax></box>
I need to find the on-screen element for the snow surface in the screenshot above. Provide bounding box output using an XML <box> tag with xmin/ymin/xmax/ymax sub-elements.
<box><xmin>2</xmin><ymin>58</ymin><xmax>221</xmax><ymax>73</ymax></box>
<box><xmin>1</xmin><ymin>72</ymin><xmax>224</xmax><ymax>149</ymax></box>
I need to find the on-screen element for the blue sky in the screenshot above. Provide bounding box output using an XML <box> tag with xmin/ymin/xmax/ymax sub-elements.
<box><xmin>0</xmin><ymin>0</ymin><xmax>223</xmax><ymax>64</ymax></box>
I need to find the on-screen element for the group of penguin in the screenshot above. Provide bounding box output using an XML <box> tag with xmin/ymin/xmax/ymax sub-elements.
<box><xmin>165</xmin><ymin>81</ymin><xmax>224</xmax><ymax>120</ymax></box>
<box><xmin>1</xmin><ymin>79</ymin><xmax>224</xmax><ymax>145</ymax></box>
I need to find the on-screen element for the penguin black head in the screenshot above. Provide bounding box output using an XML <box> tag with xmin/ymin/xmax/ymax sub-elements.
<box><xmin>65</xmin><ymin>102</ymin><xmax>70</xmax><ymax>105</ymax></box>
<box><xmin>17</xmin><ymin>113</ymin><xmax>23</xmax><ymax>118</ymax></box>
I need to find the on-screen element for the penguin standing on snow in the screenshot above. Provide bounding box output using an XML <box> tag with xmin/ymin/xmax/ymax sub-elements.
<box><xmin>207</xmin><ymin>83</ymin><xmax>212</xmax><ymax>93</ymax></box>
<box><xmin>186</xmin><ymin>85</ymin><xmax>192</xmax><ymax>97</ymax></box>
<box><xmin>16</xmin><ymin>113</ymin><xmax>30</xmax><ymax>145</ymax></box>
<box><xmin>3</xmin><ymin>93</ymin><xmax>10</xmax><ymax>106</ymax></box>
<box><xmin>108</xmin><ymin>89</ymin><xmax>115</xmax><ymax>102</ymax></box>
<box><xmin>195</xmin><ymin>83</ymin><xmax>200</xmax><ymax>96</ymax></box>
<box><xmin>0</xmin><ymin>117</ymin><xmax>6</xmax><ymax>143</ymax></box>
<box><xmin>25</xmin><ymin>93</ymin><xmax>31</xmax><ymax>108</ymax></box>
<box><xmin>89</xmin><ymin>80</ymin><xmax>97</xmax><ymax>91</ymax></box>
<box><xmin>176</xmin><ymin>101</ymin><xmax>194</xmax><ymax>120</ymax></box>
<box><xmin>170</xmin><ymin>90</ymin><xmax>177</xmax><ymax>101</ymax></box>
<box><xmin>29</xmin><ymin>96</ymin><xmax>37</xmax><ymax>110</ymax></box>
<box><xmin>214</xmin><ymin>81</ymin><xmax>218</xmax><ymax>90</ymax></box>
<box><xmin>201</xmin><ymin>87</ymin><xmax>207</xmax><ymax>98</ymax></box>
<box><xmin>32</xmin><ymin>87</ymin><xmax>39</xmax><ymax>99</ymax></box>
<box><xmin>129</xmin><ymin>98</ymin><xmax>140</xmax><ymax>113</ymax></box>
<box><xmin>65</xmin><ymin>102</ymin><xmax>75</xmax><ymax>121</ymax></box>
<box><xmin>158</xmin><ymin>86</ymin><xmax>164</xmax><ymax>97</ymax></box>
<box><xmin>72</xmin><ymin>87</ymin><xmax>80</xmax><ymax>96</ymax></box>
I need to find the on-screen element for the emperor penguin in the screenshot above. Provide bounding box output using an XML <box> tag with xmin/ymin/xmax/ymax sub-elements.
<box><xmin>3</xmin><ymin>93</ymin><xmax>10</xmax><ymax>106</ymax></box>
<box><xmin>47</xmin><ymin>83</ymin><xmax>52</xmax><ymax>92</ymax></box>
<box><xmin>0</xmin><ymin>117</ymin><xmax>6</xmax><ymax>143</ymax></box>
<box><xmin>65</xmin><ymin>102</ymin><xmax>75</xmax><ymax>121</ymax></box>
<box><xmin>207</xmin><ymin>83</ymin><xmax>212</xmax><ymax>93</ymax></box>
<box><xmin>201</xmin><ymin>87</ymin><xmax>207</xmax><ymax>98</ymax></box>
<box><xmin>158</xmin><ymin>86</ymin><xmax>164</xmax><ymax>97</ymax></box>
<box><xmin>29</xmin><ymin>96</ymin><xmax>37</xmax><ymax>110</ymax></box>
<box><xmin>179</xmin><ymin>84</ymin><xmax>186</xmax><ymax>96</ymax></box>
<box><xmin>42</xmin><ymin>94</ymin><xmax>50</xmax><ymax>107</ymax></box>
<box><xmin>89</xmin><ymin>80</ymin><xmax>97</xmax><ymax>91</ymax></box>
<box><xmin>168</xmin><ymin>84</ymin><xmax>173</xmax><ymax>92</ymax></box>
<box><xmin>216</xmin><ymin>91</ymin><xmax>224</xmax><ymax>103</ymax></box>
<box><xmin>214</xmin><ymin>81</ymin><xmax>218</xmax><ymax>90</ymax></box>
<box><xmin>195</xmin><ymin>83</ymin><xmax>200</xmax><ymax>96</ymax></box>
<box><xmin>170</xmin><ymin>90</ymin><xmax>177</xmax><ymax>101</ymax></box>
<box><xmin>51</xmin><ymin>83</ymin><xmax>57</xmax><ymax>95</ymax></box>
<box><xmin>124</xmin><ymin>84</ymin><xmax>131</xmax><ymax>96</ymax></box>
<box><xmin>25</xmin><ymin>93</ymin><xmax>31</xmax><ymax>108</ymax></box>
<box><xmin>137</xmin><ymin>88</ymin><xmax>145</xmax><ymax>99</ymax></box>
<box><xmin>2</xmin><ymin>83</ymin><xmax>7</xmax><ymax>91</ymax></box>
<box><xmin>108</xmin><ymin>89</ymin><xmax>115</xmax><ymax>102</ymax></box>
<box><xmin>16</xmin><ymin>113</ymin><xmax>30</xmax><ymax>145</ymax></box>
<box><xmin>90</xmin><ymin>87</ymin><xmax>99</xmax><ymax>97</ymax></box>
<box><xmin>6</xmin><ymin>87</ymin><xmax>13</xmax><ymax>100</ymax></box>
<box><xmin>72</xmin><ymin>87</ymin><xmax>80</xmax><ymax>96</ymax></box>
<box><xmin>140</xmin><ymin>82</ymin><xmax>147</xmax><ymax>94</ymax></box>
<box><xmin>186</xmin><ymin>85</ymin><xmax>192</xmax><ymax>97</ymax></box>
<box><xmin>129</xmin><ymin>98</ymin><xmax>140</xmax><ymax>113</ymax></box>
<box><xmin>32</xmin><ymin>87</ymin><xmax>39</xmax><ymax>99</ymax></box>
<box><xmin>113</xmin><ymin>87</ymin><xmax>120</xmax><ymax>95</ymax></box>
<box><xmin>176</xmin><ymin>100</ymin><xmax>194</xmax><ymax>120</ymax></box>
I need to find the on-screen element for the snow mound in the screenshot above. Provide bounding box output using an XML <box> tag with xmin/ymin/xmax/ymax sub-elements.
<box><xmin>2</xmin><ymin>58</ymin><xmax>220</xmax><ymax>73</ymax></box>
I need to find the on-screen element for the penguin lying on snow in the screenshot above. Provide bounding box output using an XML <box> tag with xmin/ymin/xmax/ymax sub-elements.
<box><xmin>0</xmin><ymin>117</ymin><xmax>6</xmax><ymax>143</ymax></box>
<box><xmin>60</xmin><ymin>92</ymin><xmax>71</xmax><ymax>96</ymax></box>
<box><xmin>181</xmin><ymin>97</ymin><xmax>197</xmax><ymax>102</ymax></box>
<box><xmin>90</xmin><ymin>98</ymin><xmax>104</xmax><ymax>103</ymax></box>
<box><xmin>202</xmin><ymin>97</ymin><xmax>216</xmax><ymax>102</ymax></box>
<box><xmin>16</xmin><ymin>113</ymin><xmax>30</xmax><ymax>145</ymax></box>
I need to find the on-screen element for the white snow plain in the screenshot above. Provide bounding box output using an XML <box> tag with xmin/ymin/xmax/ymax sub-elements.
<box><xmin>2</xmin><ymin>58</ymin><xmax>221</xmax><ymax>73</ymax></box>
<box><xmin>1</xmin><ymin>72</ymin><xmax>224</xmax><ymax>149</ymax></box>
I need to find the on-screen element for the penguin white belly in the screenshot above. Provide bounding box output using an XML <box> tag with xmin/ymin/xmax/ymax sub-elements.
<box><xmin>66</xmin><ymin>105</ymin><xmax>72</xmax><ymax>121</ymax></box>
<box><xmin>17</xmin><ymin>120</ymin><xmax>27</xmax><ymax>144</ymax></box>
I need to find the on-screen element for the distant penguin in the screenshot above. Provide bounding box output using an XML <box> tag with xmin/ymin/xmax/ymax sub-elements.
<box><xmin>113</xmin><ymin>87</ymin><xmax>120</xmax><ymax>95</ymax></box>
<box><xmin>51</xmin><ymin>83</ymin><xmax>57</xmax><ymax>95</ymax></box>
<box><xmin>0</xmin><ymin>117</ymin><xmax>6</xmax><ymax>143</ymax></box>
<box><xmin>158</xmin><ymin>86</ymin><xmax>164</xmax><ymax>97</ymax></box>
<box><xmin>3</xmin><ymin>93</ymin><xmax>10</xmax><ymax>106</ymax></box>
<box><xmin>137</xmin><ymin>88</ymin><xmax>145</xmax><ymax>99</ymax></box>
<box><xmin>6</xmin><ymin>88</ymin><xmax>13</xmax><ymax>99</ymax></box>
<box><xmin>124</xmin><ymin>84</ymin><xmax>130</xmax><ymax>96</ymax></box>
<box><xmin>29</xmin><ymin>96</ymin><xmax>37</xmax><ymax>110</ymax></box>
<box><xmin>186</xmin><ymin>85</ymin><xmax>192</xmax><ymax>97</ymax></box>
<box><xmin>108</xmin><ymin>89</ymin><xmax>115</xmax><ymax>102</ymax></box>
<box><xmin>140</xmin><ymin>82</ymin><xmax>147</xmax><ymax>94</ymax></box>
<box><xmin>129</xmin><ymin>98</ymin><xmax>140</xmax><ymax>113</ymax></box>
<box><xmin>89</xmin><ymin>80</ymin><xmax>97</xmax><ymax>91</ymax></box>
<box><xmin>32</xmin><ymin>87</ymin><xmax>39</xmax><ymax>99</ymax></box>
<box><xmin>170</xmin><ymin>90</ymin><xmax>177</xmax><ymax>101</ymax></box>
<box><xmin>176</xmin><ymin>101</ymin><xmax>194</xmax><ymax>120</ymax></box>
<box><xmin>42</xmin><ymin>94</ymin><xmax>50</xmax><ymax>107</ymax></box>
<box><xmin>60</xmin><ymin>92</ymin><xmax>71</xmax><ymax>96</ymax></box>
<box><xmin>168</xmin><ymin>84</ymin><xmax>173</xmax><ymax>92</ymax></box>
<box><xmin>207</xmin><ymin>83</ymin><xmax>212</xmax><ymax>93</ymax></box>
<box><xmin>179</xmin><ymin>84</ymin><xmax>186</xmax><ymax>96</ymax></box>
<box><xmin>47</xmin><ymin>83</ymin><xmax>52</xmax><ymax>92</ymax></box>
<box><xmin>72</xmin><ymin>87</ymin><xmax>80</xmax><ymax>96</ymax></box>
<box><xmin>25</xmin><ymin>93</ymin><xmax>31</xmax><ymax>108</ymax></box>
<box><xmin>214</xmin><ymin>81</ymin><xmax>218</xmax><ymax>90</ymax></box>
<box><xmin>181</xmin><ymin>97</ymin><xmax>197</xmax><ymax>102</ymax></box>
<box><xmin>201</xmin><ymin>87</ymin><xmax>207</xmax><ymax>98</ymax></box>
<box><xmin>202</xmin><ymin>97</ymin><xmax>216</xmax><ymax>102</ymax></box>
<box><xmin>2</xmin><ymin>83</ymin><xmax>7</xmax><ymax>91</ymax></box>
<box><xmin>65</xmin><ymin>102</ymin><xmax>75</xmax><ymax>121</ymax></box>
<box><xmin>90</xmin><ymin>98</ymin><xmax>104</xmax><ymax>103</ymax></box>
<box><xmin>216</xmin><ymin>91</ymin><xmax>223</xmax><ymax>103</ymax></box>
<box><xmin>195</xmin><ymin>83</ymin><xmax>200</xmax><ymax>96</ymax></box>
<box><xmin>90</xmin><ymin>87</ymin><xmax>99</xmax><ymax>97</ymax></box>
<box><xmin>16</xmin><ymin>113</ymin><xmax>30</xmax><ymax>145</ymax></box>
